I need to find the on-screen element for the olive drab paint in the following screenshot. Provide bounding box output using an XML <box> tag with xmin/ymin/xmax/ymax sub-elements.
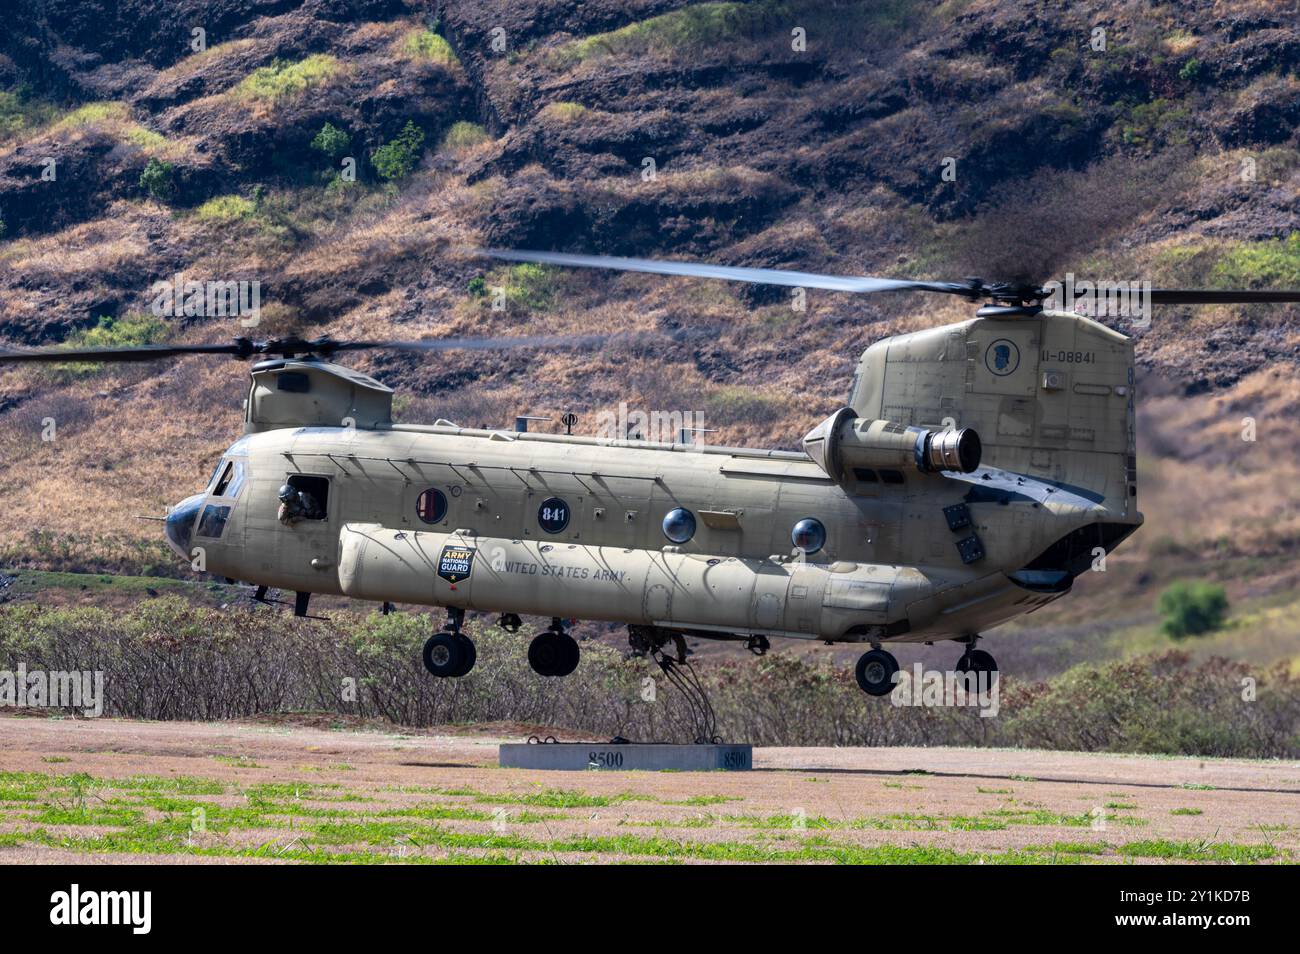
<box><xmin>171</xmin><ymin>307</ymin><xmax>1143</xmax><ymax>649</ymax></box>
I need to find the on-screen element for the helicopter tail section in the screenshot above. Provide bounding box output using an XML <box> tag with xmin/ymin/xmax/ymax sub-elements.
<box><xmin>847</xmin><ymin>310</ymin><xmax>1142</xmax><ymax>575</ymax></box>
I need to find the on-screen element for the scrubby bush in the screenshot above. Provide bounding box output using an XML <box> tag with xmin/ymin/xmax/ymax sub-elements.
<box><xmin>370</xmin><ymin>121</ymin><xmax>425</xmax><ymax>180</ymax></box>
<box><xmin>310</xmin><ymin>122</ymin><xmax>350</xmax><ymax>159</ymax></box>
<box><xmin>1158</xmin><ymin>580</ymin><xmax>1229</xmax><ymax>639</ymax></box>
<box><xmin>2</xmin><ymin>599</ymin><xmax>1296</xmax><ymax>757</ymax></box>
<box><xmin>138</xmin><ymin>158</ymin><xmax>175</xmax><ymax>200</ymax></box>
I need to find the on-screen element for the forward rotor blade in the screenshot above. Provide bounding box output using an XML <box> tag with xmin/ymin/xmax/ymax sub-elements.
<box><xmin>0</xmin><ymin>343</ymin><xmax>243</xmax><ymax>362</ymax></box>
<box><xmin>333</xmin><ymin>333</ymin><xmax>610</xmax><ymax>354</ymax></box>
<box><xmin>1148</xmin><ymin>289</ymin><xmax>1300</xmax><ymax>305</ymax></box>
<box><xmin>480</xmin><ymin>248</ymin><xmax>973</xmax><ymax>297</ymax></box>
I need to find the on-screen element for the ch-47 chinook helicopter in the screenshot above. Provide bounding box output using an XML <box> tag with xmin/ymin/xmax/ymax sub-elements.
<box><xmin>3</xmin><ymin>250</ymin><xmax>1298</xmax><ymax>696</ymax></box>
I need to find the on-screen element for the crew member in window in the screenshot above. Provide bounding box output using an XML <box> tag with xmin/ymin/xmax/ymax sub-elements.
<box><xmin>277</xmin><ymin>484</ymin><xmax>323</xmax><ymax>525</ymax></box>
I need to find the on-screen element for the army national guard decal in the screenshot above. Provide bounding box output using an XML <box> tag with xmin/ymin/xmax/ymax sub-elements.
<box><xmin>437</xmin><ymin>545</ymin><xmax>475</xmax><ymax>585</ymax></box>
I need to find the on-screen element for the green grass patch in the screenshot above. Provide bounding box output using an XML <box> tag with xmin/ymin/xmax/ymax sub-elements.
<box><xmin>399</xmin><ymin>29</ymin><xmax>460</xmax><ymax>67</ymax></box>
<box><xmin>539</xmin><ymin>102</ymin><xmax>591</xmax><ymax>122</ymax></box>
<box><xmin>1118</xmin><ymin>839</ymin><xmax>1278</xmax><ymax>863</ymax></box>
<box><xmin>1211</xmin><ymin>232</ymin><xmax>1300</xmax><ymax>289</ymax></box>
<box><xmin>440</xmin><ymin>121</ymin><xmax>488</xmax><ymax>150</ymax></box>
<box><xmin>1170</xmin><ymin>807</ymin><xmax>1203</xmax><ymax>816</ymax></box>
<box><xmin>195</xmin><ymin>194</ymin><xmax>257</xmax><ymax>223</ymax></box>
<box><xmin>0</xmin><ymin>88</ymin><xmax>60</xmax><ymax>142</ymax></box>
<box><xmin>235</xmin><ymin>55</ymin><xmax>339</xmax><ymax>103</ymax></box>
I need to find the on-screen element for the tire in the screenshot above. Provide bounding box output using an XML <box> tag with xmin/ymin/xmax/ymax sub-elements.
<box><xmin>422</xmin><ymin>632</ymin><xmax>463</xmax><ymax>677</ymax></box>
<box><xmin>956</xmin><ymin>648</ymin><xmax>997</xmax><ymax>675</ymax></box>
<box><xmin>552</xmin><ymin>634</ymin><xmax>579</xmax><ymax>677</ymax></box>
<box><xmin>529</xmin><ymin>631</ymin><xmax>579</xmax><ymax>677</ymax></box>
<box><xmin>854</xmin><ymin>648</ymin><xmax>900</xmax><ymax>696</ymax></box>
<box><xmin>452</xmin><ymin>633</ymin><xmax>477</xmax><ymax>677</ymax></box>
<box><xmin>528</xmin><ymin>632</ymin><xmax>560</xmax><ymax>676</ymax></box>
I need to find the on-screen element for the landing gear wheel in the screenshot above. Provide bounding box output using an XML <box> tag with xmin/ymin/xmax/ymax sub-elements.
<box><xmin>423</xmin><ymin>632</ymin><xmax>463</xmax><ymax>678</ymax></box>
<box><xmin>452</xmin><ymin>633</ymin><xmax>476</xmax><ymax>677</ymax></box>
<box><xmin>956</xmin><ymin>648</ymin><xmax>997</xmax><ymax>678</ymax></box>
<box><xmin>854</xmin><ymin>648</ymin><xmax>900</xmax><ymax>696</ymax></box>
<box><xmin>528</xmin><ymin>631</ymin><xmax>579</xmax><ymax>677</ymax></box>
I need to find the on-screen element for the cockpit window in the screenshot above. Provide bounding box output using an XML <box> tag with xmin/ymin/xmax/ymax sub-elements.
<box><xmin>213</xmin><ymin>460</ymin><xmax>246</xmax><ymax>499</ymax></box>
<box><xmin>195</xmin><ymin>504</ymin><xmax>231</xmax><ymax>539</ymax></box>
<box><xmin>207</xmin><ymin>459</ymin><xmax>225</xmax><ymax>491</ymax></box>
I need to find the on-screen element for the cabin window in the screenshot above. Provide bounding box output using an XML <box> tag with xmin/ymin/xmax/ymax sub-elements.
<box><xmin>662</xmin><ymin>507</ymin><xmax>697</xmax><ymax>544</ymax></box>
<box><xmin>853</xmin><ymin>468</ymin><xmax>878</xmax><ymax>482</ymax></box>
<box><xmin>791</xmin><ymin>518</ymin><xmax>826</xmax><ymax>554</ymax></box>
<box><xmin>880</xmin><ymin>469</ymin><xmax>905</xmax><ymax>485</ymax></box>
<box><xmin>417</xmin><ymin>488</ymin><xmax>448</xmax><ymax>524</ymax></box>
<box><xmin>285</xmin><ymin>474</ymin><xmax>330</xmax><ymax>519</ymax></box>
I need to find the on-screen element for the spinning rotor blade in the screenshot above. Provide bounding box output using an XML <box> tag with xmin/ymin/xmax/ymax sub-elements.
<box><xmin>479</xmin><ymin>248</ymin><xmax>1300</xmax><ymax>308</ymax></box>
<box><xmin>481</xmin><ymin>248</ymin><xmax>977</xmax><ymax>297</ymax></box>
<box><xmin>1146</xmin><ymin>289</ymin><xmax>1300</xmax><ymax>305</ymax></box>
<box><xmin>0</xmin><ymin>342</ymin><xmax>246</xmax><ymax>362</ymax></box>
<box><xmin>0</xmin><ymin>333</ymin><xmax>613</xmax><ymax>364</ymax></box>
<box><xmin>332</xmin><ymin>333</ymin><xmax>610</xmax><ymax>354</ymax></box>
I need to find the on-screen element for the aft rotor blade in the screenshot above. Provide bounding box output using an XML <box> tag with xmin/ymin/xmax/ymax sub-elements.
<box><xmin>480</xmin><ymin>248</ymin><xmax>973</xmax><ymax>297</ymax></box>
<box><xmin>1147</xmin><ymin>289</ymin><xmax>1300</xmax><ymax>305</ymax></box>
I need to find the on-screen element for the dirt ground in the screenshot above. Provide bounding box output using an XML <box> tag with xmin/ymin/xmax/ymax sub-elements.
<box><xmin>0</xmin><ymin>714</ymin><xmax>1295</xmax><ymax>864</ymax></box>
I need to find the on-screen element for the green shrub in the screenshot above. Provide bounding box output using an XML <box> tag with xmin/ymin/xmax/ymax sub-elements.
<box><xmin>138</xmin><ymin>158</ymin><xmax>175</xmax><ymax>200</ymax></box>
<box><xmin>370</xmin><ymin>121</ymin><xmax>425</xmax><ymax>180</ymax></box>
<box><xmin>1178</xmin><ymin>58</ymin><xmax>1202</xmax><ymax>82</ymax></box>
<box><xmin>310</xmin><ymin>122</ymin><xmax>350</xmax><ymax>159</ymax></box>
<box><xmin>1157</xmin><ymin>581</ymin><xmax>1229</xmax><ymax>639</ymax></box>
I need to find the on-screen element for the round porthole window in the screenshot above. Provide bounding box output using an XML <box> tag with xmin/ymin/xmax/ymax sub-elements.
<box><xmin>791</xmin><ymin>517</ymin><xmax>826</xmax><ymax>554</ymax></box>
<box><xmin>662</xmin><ymin>507</ymin><xmax>697</xmax><ymax>544</ymax></box>
<box><xmin>416</xmin><ymin>488</ymin><xmax>447</xmax><ymax>524</ymax></box>
<box><xmin>538</xmin><ymin>497</ymin><xmax>570</xmax><ymax>534</ymax></box>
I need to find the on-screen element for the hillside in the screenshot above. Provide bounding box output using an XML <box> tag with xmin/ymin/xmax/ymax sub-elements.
<box><xmin>1</xmin><ymin>0</ymin><xmax>1299</xmax><ymax>674</ymax></box>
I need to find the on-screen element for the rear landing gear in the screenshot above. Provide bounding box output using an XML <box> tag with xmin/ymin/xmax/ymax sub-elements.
<box><xmin>422</xmin><ymin>608</ymin><xmax>476</xmax><ymax>678</ymax></box>
<box><xmin>528</xmin><ymin>618</ymin><xmax>579</xmax><ymax>677</ymax></box>
<box><xmin>956</xmin><ymin>647</ymin><xmax>998</xmax><ymax>680</ymax></box>
<box><xmin>854</xmin><ymin>648</ymin><xmax>899</xmax><ymax>696</ymax></box>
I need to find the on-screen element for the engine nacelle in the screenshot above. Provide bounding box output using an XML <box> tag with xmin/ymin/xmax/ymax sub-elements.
<box><xmin>802</xmin><ymin>408</ymin><xmax>981</xmax><ymax>482</ymax></box>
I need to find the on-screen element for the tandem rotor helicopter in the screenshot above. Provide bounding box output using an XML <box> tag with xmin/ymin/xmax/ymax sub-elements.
<box><xmin>3</xmin><ymin>250</ymin><xmax>1298</xmax><ymax>696</ymax></box>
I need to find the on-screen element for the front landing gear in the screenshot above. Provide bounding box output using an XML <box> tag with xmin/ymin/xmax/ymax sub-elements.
<box><xmin>854</xmin><ymin>648</ymin><xmax>899</xmax><ymax>696</ymax></box>
<box><xmin>528</xmin><ymin>618</ymin><xmax>579</xmax><ymax>677</ymax></box>
<box><xmin>422</xmin><ymin>608</ymin><xmax>476</xmax><ymax>678</ymax></box>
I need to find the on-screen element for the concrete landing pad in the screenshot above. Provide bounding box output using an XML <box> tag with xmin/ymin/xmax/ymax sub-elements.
<box><xmin>499</xmin><ymin>742</ymin><xmax>753</xmax><ymax>771</ymax></box>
